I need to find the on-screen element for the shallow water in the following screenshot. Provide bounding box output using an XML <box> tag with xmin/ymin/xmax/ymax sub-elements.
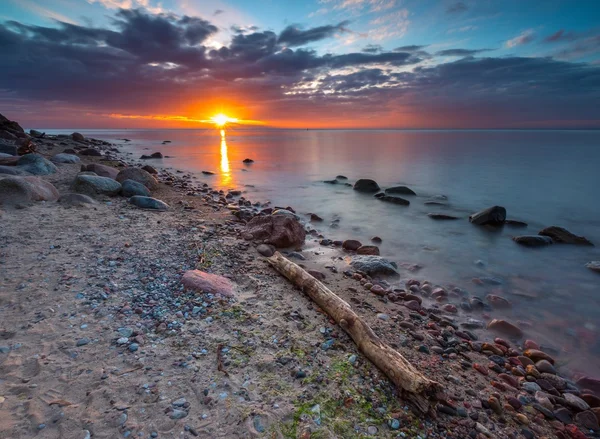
<box><xmin>48</xmin><ymin>128</ymin><xmax>600</xmax><ymax>375</ymax></box>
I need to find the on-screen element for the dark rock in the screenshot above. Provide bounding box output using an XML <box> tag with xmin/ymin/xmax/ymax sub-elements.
<box><xmin>350</xmin><ymin>256</ymin><xmax>398</xmax><ymax>275</ymax></box>
<box><xmin>356</xmin><ymin>245</ymin><xmax>380</xmax><ymax>255</ymax></box>
<box><xmin>342</xmin><ymin>239</ymin><xmax>362</xmax><ymax>251</ymax></box>
<box><xmin>79</xmin><ymin>148</ymin><xmax>102</xmax><ymax>156</ymax></box>
<box><xmin>535</xmin><ymin>359</ymin><xmax>556</xmax><ymax>374</ymax></box>
<box><xmin>577</xmin><ymin>376</ymin><xmax>600</xmax><ymax>395</ymax></box>
<box><xmin>323</xmin><ymin>179</ymin><xmax>338</xmax><ymax>184</ymax></box>
<box><xmin>379</xmin><ymin>195</ymin><xmax>410</xmax><ymax>205</ymax></box>
<box><xmin>121</xmin><ymin>179</ymin><xmax>151</xmax><ymax>197</ymax></box>
<box><xmin>244</xmin><ymin>215</ymin><xmax>306</xmax><ymax>248</ymax></box>
<box><xmin>554</xmin><ymin>407</ymin><xmax>573</xmax><ymax>424</ymax></box>
<box><xmin>539</xmin><ymin>226</ymin><xmax>593</xmax><ymax>246</ymax></box>
<box><xmin>353</xmin><ymin>179</ymin><xmax>380</xmax><ymax>192</ymax></box>
<box><xmin>469</xmin><ymin>206</ymin><xmax>506</xmax><ymax>226</ymax></box>
<box><xmin>505</xmin><ymin>219</ymin><xmax>528</xmax><ymax>227</ymax></box>
<box><xmin>513</xmin><ymin>235</ymin><xmax>553</xmax><ymax>247</ymax></box>
<box><xmin>487</xmin><ymin>319</ymin><xmax>523</xmax><ymax>338</ymax></box>
<box><xmin>202</xmin><ymin>171</ymin><xmax>215</xmax><ymax>175</ymax></box>
<box><xmin>308</xmin><ymin>270</ymin><xmax>326</xmax><ymax>281</ymax></box>
<box><xmin>243</xmin><ymin>158</ymin><xmax>254</xmax><ymax>163</ymax></box>
<box><xmin>336</xmin><ymin>175</ymin><xmax>347</xmax><ymax>179</ymax></box>
<box><xmin>371</xmin><ymin>236</ymin><xmax>382</xmax><ymax>243</ymax></box>
<box><xmin>142</xmin><ymin>165</ymin><xmax>157</xmax><ymax>174</ymax></box>
<box><xmin>116</xmin><ymin>167</ymin><xmax>159</xmax><ymax>190</ymax></box>
<box><xmin>385</xmin><ymin>186</ymin><xmax>416</xmax><ymax>196</ymax></box>
<box><xmin>82</xmin><ymin>163</ymin><xmax>119</xmax><ymax>179</ymax></box>
<box><xmin>0</xmin><ymin>142</ymin><xmax>18</xmax><ymax>156</ymax></box>
<box><xmin>72</xmin><ymin>175</ymin><xmax>121</xmax><ymax>196</ymax></box>
<box><xmin>0</xmin><ymin>176</ymin><xmax>59</xmax><ymax>205</ymax></box>
<box><xmin>71</xmin><ymin>132</ymin><xmax>85</xmax><ymax>142</ymax></box>
<box><xmin>129</xmin><ymin>196</ymin><xmax>169</xmax><ymax>210</ymax></box>
<box><xmin>428</xmin><ymin>213</ymin><xmax>458</xmax><ymax>220</ymax></box>
<box><xmin>257</xmin><ymin>244</ymin><xmax>275</xmax><ymax>257</ymax></box>
<box><xmin>575</xmin><ymin>410</ymin><xmax>599</xmax><ymax>430</ymax></box>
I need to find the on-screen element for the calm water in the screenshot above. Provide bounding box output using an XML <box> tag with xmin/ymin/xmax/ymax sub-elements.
<box><xmin>48</xmin><ymin>128</ymin><xmax>600</xmax><ymax>375</ymax></box>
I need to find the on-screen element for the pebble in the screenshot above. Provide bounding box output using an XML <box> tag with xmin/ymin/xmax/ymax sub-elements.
<box><xmin>522</xmin><ymin>382</ymin><xmax>542</xmax><ymax>393</ymax></box>
<box><xmin>170</xmin><ymin>409</ymin><xmax>187</xmax><ymax>419</ymax></box>
<box><xmin>76</xmin><ymin>338</ymin><xmax>90</xmax><ymax>346</ymax></box>
<box><xmin>564</xmin><ymin>393</ymin><xmax>590</xmax><ymax>411</ymax></box>
<box><xmin>128</xmin><ymin>343</ymin><xmax>139</xmax><ymax>352</ymax></box>
<box><xmin>388</xmin><ymin>418</ymin><xmax>401</xmax><ymax>430</ymax></box>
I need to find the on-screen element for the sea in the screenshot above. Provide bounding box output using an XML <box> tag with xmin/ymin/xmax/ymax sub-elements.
<box><xmin>45</xmin><ymin>128</ymin><xmax>600</xmax><ymax>376</ymax></box>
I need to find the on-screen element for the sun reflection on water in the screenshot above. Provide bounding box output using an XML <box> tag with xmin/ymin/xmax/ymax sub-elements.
<box><xmin>220</xmin><ymin>129</ymin><xmax>231</xmax><ymax>186</ymax></box>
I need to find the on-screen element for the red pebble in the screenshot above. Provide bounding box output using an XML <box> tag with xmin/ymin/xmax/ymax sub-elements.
<box><xmin>524</xmin><ymin>339</ymin><xmax>540</xmax><ymax>350</ymax></box>
<box><xmin>566</xmin><ymin>425</ymin><xmax>588</xmax><ymax>439</ymax></box>
<box><xmin>494</xmin><ymin>337</ymin><xmax>510</xmax><ymax>348</ymax></box>
<box><xmin>473</xmin><ymin>363</ymin><xmax>488</xmax><ymax>376</ymax></box>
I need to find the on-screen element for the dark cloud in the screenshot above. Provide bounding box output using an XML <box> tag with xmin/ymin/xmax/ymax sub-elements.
<box><xmin>393</xmin><ymin>45</ymin><xmax>427</xmax><ymax>52</ymax></box>
<box><xmin>278</xmin><ymin>21</ymin><xmax>349</xmax><ymax>47</ymax></box>
<box><xmin>436</xmin><ymin>48</ymin><xmax>492</xmax><ymax>56</ymax></box>
<box><xmin>213</xmin><ymin>9</ymin><xmax>224</xmax><ymax>16</ymax></box>
<box><xmin>543</xmin><ymin>29</ymin><xmax>600</xmax><ymax>60</ymax></box>
<box><xmin>362</xmin><ymin>44</ymin><xmax>382</xmax><ymax>53</ymax></box>
<box><xmin>446</xmin><ymin>2</ymin><xmax>468</xmax><ymax>14</ymax></box>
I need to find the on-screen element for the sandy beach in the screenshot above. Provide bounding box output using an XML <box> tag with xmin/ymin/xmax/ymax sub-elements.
<box><xmin>1</xmin><ymin>118</ymin><xmax>600</xmax><ymax>439</ymax></box>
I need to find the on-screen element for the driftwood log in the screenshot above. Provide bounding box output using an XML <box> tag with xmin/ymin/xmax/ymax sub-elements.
<box><xmin>267</xmin><ymin>252</ymin><xmax>441</xmax><ymax>413</ymax></box>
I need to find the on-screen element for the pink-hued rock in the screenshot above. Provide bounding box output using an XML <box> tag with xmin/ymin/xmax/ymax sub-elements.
<box><xmin>577</xmin><ymin>376</ymin><xmax>600</xmax><ymax>396</ymax></box>
<box><xmin>486</xmin><ymin>294</ymin><xmax>512</xmax><ymax>308</ymax></box>
<box><xmin>442</xmin><ymin>304</ymin><xmax>458</xmax><ymax>313</ymax></box>
<box><xmin>181</xmin><ymin>270</ymin><xmax>235</xmax><ymax>298</ymax></box>
<box><xmin>0</xmin><ymin>176</ymin><xmax>59</xmax><ymax>205</ymax></box>
<box><xmin>487</xmin><ymin>319</ymin><xmax>524</xmax><ymax>338</ymax></box>
<box><xmin>404</xmin><ymin>300</ymin><xmax>421</xmax><ymax>311</ymax></box>
<box><xmin>524</xmin><ymin>339</ymin><xmax>540</xmax><ymax>350</ymax></box>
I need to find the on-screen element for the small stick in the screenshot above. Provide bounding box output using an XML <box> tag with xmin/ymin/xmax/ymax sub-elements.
<box><xmin>217</xmin><ymin>343</ymin><xmax>229</xmax><ymax>377</ymax></box>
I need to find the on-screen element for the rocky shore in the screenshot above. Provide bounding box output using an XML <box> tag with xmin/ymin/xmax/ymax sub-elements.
<box><xmin>1</xmin><ymin>113</ymin><xmax>600</xmax><ymax>439</ymax></box>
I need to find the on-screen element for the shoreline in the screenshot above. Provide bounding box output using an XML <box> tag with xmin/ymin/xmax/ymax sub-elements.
<box><xmin>1</xmin><ymin>124</ymin><xmax>599</xmax><ymax>438</ymax></box>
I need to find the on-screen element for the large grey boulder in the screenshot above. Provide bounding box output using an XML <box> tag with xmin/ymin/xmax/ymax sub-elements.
<box><xmin>353</xmin><ymin>179</ymin><xmax>380</xmax><ymax>193</ymax></box>
<box><xmin>116</xmin><ymin>167</ymin><xmax>158</xmax><ymax>190</ymax></box>
<box><xmin>244</xmin><ymin>214</ymin><xmax>306</xmax><ymax>248</ymax></box>
<box><xmin>129</xmin><ymin>195</ymin><xmax>169</xmax><ymax>210</ymax></box>
<box><xmin>51</xmin><ymin>153</ymin><xmax>80</xmax><ymax>164</ymax></box>
<box><xmin>82</xmin><ymin>163</ymin><xmax>119</xmax><ymax>179</ymax></box>
<box><xmin>121</xmin><ymin>179</ymin><xmax>151</xmax><ymax>197</ymax></box>
<box><xmin>17</xmin><ymin>154</ymin><xmax>57</xmax><ymax>175</ymax></box>
<box><xmin>0</xmin><ymin>176</ymin><xmax>59</xmax><ymax>205</ymax></box>
<box><xmin>350</xmin><ymin>255</ymin><xmax>398</xmax><ymax>275</ymax></box>
<box><xmin>72</xmin><ymin>174</ymin><xmax>121</xmax><ymax>196</ymax></box>
<box><xmin>469</xmin><ymin>206</ymin><xmax>506</xmax><ymax>226</ymax></box>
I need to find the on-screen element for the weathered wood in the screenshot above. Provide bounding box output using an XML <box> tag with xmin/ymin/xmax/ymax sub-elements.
<box><xmin>267</xmin><ymin>252</ymin><xmax>441</xmax><ymax>413</ymax></box>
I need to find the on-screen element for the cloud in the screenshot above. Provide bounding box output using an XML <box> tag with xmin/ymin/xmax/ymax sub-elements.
<box><xmin>446</xmin><ymin>2</ymin><xmax>468</xmax><ymax>14</ymax></box>
<box><xmin>362</xmin><ymin>44</ymin><xmax>382</xmax><ymax>53</ymax></box>
<box><xmin>393</xmin><ymin>45</ymin><xmax>427</xmax><ymax>52</ymax></box>
<box><xmin>278</xmin><ymin>21</ymin><xmax>350</xmax><ymax>47</ymax></box>
<box><xmin>447</xmin><ymin>25</ymin><xmax>477</xmax><ymax>34</ymax></box>
<box><xmin>436</xmin><ymin>48</ymin><xmax>492</xmax><ymax>57</ymax></box>
<box><xmin>319</xmin><ymin>0</ymin><xmax>396</xmax><ymax>13</ymax></box>
<box><xmin>505</xmin><ymin>29</ymin><xmax>535</xmax><ymax>48</ymax></box>
<box><xmin>213</xmin><ymin>9</ymin><xmax>224</xmax><ymax>16</ymax></box>
<box><xmin>88</xmin><ymin>0</ymin><xmax>164</xmax><ymax>15</ymax></box>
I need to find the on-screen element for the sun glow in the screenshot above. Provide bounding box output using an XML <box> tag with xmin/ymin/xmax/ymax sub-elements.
<box><xmin>210</xmin><ymin>113</ymin><xmax>238</xmax><ymax>127</ymax></box>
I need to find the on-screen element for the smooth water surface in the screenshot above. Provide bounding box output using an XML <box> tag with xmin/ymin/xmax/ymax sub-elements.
<box><xmin>48</xmin><ymin>128</ymin><xmax>600</xmax><ymax>375</ymax></box>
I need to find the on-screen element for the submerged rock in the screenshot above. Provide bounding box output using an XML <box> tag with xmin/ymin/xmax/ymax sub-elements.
<box><xmin>539</xmin><ymin>226</ymin><xmax>593</xmax><ymax>246</ymax></box>
<box><xmin>585</xmin><ymin>261</ymin><xmax>600</xmax><ymax>273</ymax></box>
<box><xmin>385</xmin><ymin>185</ymin><xmax>416</xmax><ymax>196</ymax></box>
<box><xmin>487</xmin><ymin>319</ymin><xmax>523</xmax><ymax>338</ymax></box>
<box><xmin>469</xmin><ymin>205</ymin><xmax>506</xmax><ymax>226</ymax></box>
<box><xmin>350</xmin><ymin>255</ymin><xmax>398</xmax><ymax>275</ymax></box>
<box><xmin>129</xmin><ymin>196</ymin><xmax>169</xmax><ymax>210</ymax></box>
<box><xmin>0</xmin><ymin>176</ymin><xmax>59</xmax><ymax>205</ymax></box>
<box><xmin>357</xmin><ymin>245</ymin><xmax>380</xmax><ymax>255</ymax></box>
<box><xmin>79</xmin><ymin>148</ymin><xmax>102</xmax><ymax>156</ymax></box>
<box><xmin>244</xmin><ymin>215</ymin><xmax>306</xmax><ymax>248</ymax></box>
<box><xmin>428</xmin><ymin>213</ymin><xmax>459</xmax><ymax>220</ymax></box>
<box><xmin>243</xmin><ymin>158</ymin><xmax>254</xmax><ymax>163</ymax></box>
<box><xmin>72</xmin><ymin>175</ymin><xmax>121</xmax><ymax>196</ymax></box>
<box><xmin>379</xmin><ymin>195</ymin><xmax>410</xmax><ymax>205</ymax></box>
<box><xmin>513</xmin><ymin>235</ymin><xmax>553</xmax><ymax>247</ymax></box>
<box><xmin>505</xmin><ymin>219</ymin><xmax>528</xmax><ymax>227</ymax></box>
<box><xmin>342</xmin><ymin>239</ymin><xmax>362</xmax><ymax>251</ymax></box>
<box><xmin>353</xmin><ymin>179</ymin><xmax>380</xmax><ymax>192</ymax></box>
<box><xmin>182</xmin><ymin>270</ymin><xmax>235</xmax><ymax>298</ymax></box>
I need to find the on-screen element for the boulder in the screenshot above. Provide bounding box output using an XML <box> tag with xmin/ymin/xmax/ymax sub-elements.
<box><xmin>469</xmin><ymin>206</ymin><xmax>506</xmax><ymax>226</ymax></box>
<box><xmin>342</xmin><ymin>239</ymin><xmax>362</xmax><ymax>251</ymax></box>
<box><xmin>487</xmin><ymin>319</ymin><xmax>523</xmax><ymax>338</ymax></box>
<box><xmin>513</xmin><ymin>235</ymin><xmax>553</xmax><ymax>247</ymax></box>
<box><xmin>140</xmin><ymin>152</ymin><xmax>163</xmax><ymax>159</ymax></box>
<box><xmin>0</xmin><ymin>142</ymin><xmax>18</xmax><ymax>156</ymax></box>
<box><xmin>243</xmin><ymin>158</ymin><xmax>254</xmax><ymax>163</ymax></box>
<box><xmin>121</xmin><ymin>179</ymin><xmax>151</xmax><ymax>197</ymax></box>
<box><xmin>82</xmin><ymin>163</ymin><xmax>119</xmax><ymax>179</ymax></box>
<box><xmin>577</xmin><ymin>376</ymin><xmax>600</xmax><ymax>396</ymax></box>
<box><xmin>244</xmin><ymin>215</ymin><xmax>305</xmax><ymax>248</ymax></box>
<box><xmin>59</xmin><ymin>193</ymin><xmax>96</xmax><ymax>206</ymax></box>
<box><xmin>181</xmin><ymin>270</ymin><xmax>235</xmax><ymax>297</ymax></box>
<box><xmin>350</xmin><ymin>255</ymin><xmax>398</xmax><ymax>275</ymax></box>
<box><xmin>17</xmin><ymin>154</ymin><xmax>57</xmax><ymax>175</ymax></box>
<box><xmin>428</xmin><ymin>213</ymin><xmax>458</xmax><ymax>220</ymax></box>
<box><xmin>0</xmin><ymin>130</ymin><xmax>17</xmax><ymax>141</ymax></box>
<box><xmin>71</xmin><ymin>132</ymin><xmax>85</xmax><ymax>142</ymax></box>
<box><xmin>0</xmin><ymin>165</ymin><xmax>27</xmax><ymax>175</ymax></box>
<box><xmin>353</xmin><ymin>179</ymin><xmax>380</xmax><ymax>192</ymax></box>
<box><xmin>256</xmin><ymin>244</ymin><xmax>275</xmax><ymax>257</ymax></box>
<box><xmin>129</xmin><ymin>196</ymin><xmax>169</xmax><ymax>210</ymax></box>
<box><xmin>29</xmin><ymin>129</ymin><xmax>44</xmax><ymax>138</ymax></box>
<box><xmin>116</xmin><ymin>167</ymin><xmax>158</xmax><ymax>190</ymax></box>
<box><xmin>72</xmin><ymin>174</ymin><xmax>121</xmax><ymax>196</ymax></box>
<box><xmin>379</xmin><ymin>195</ymin><xmax>410</xmax><ymax>205</ymax></box>
<box><xmin>586</xmin><ymin>261</ymin><xmax>600</xmax><ymax>273</ymax></box>
<box><xmin>51</xmin><ymin>153</ymin><xmax>80</xmax><ymax>164</ymax></box>
<box><xmin>142</xmin><ymin>165</ymin><xmax>157</xmax><ymax>174</ymax></box>
<box><xmin>79</xmin><ymin>148</ymin><xmax>102</xmax><ymax>156</ymax></box>
<box><xmin>0</xmin><ymin>113</ymin><xmax>25</xmax><ymax>135</ymax></box>
<box><xmin>385</xmin><ymin>186</ymin><xmax>416</xmax><ymax>196</ymax></box>
<box><xmin>0</xmin><ymin>176</ymin><xmax>59</xmax><ymax>205</ymax></box>
<box><xmin>539</xmin><ymin>226</ymin><xmax>593</xmax><ymax>246</ymax></box>
<box><xmin>356</xmin><ymin>245</ymin><xmax>380</xmax><ymax>255</ymax></box>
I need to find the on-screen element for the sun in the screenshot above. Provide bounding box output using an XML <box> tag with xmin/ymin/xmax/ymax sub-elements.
<box><xmin>210</xmin><ymin>113</ymin><xmax>238</xmax><ymax>127</ymax></box>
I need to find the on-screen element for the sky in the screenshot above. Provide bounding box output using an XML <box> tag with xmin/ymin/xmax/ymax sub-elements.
<box><xmin>1</xmin><ymin>0</ymin><xmax>599</xmax><ymax>129</ymax></box>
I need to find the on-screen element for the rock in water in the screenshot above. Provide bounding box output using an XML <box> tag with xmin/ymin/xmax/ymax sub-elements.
<box><xmin>182</xmin><ymin>270</ymin><xmax>235</xmax><ymax>297</ymax></box>
<box><xmin>51</xmin><ymin>153</ymin><xmax>80</xmax><ymax>164</ymax></box>
<box><xmin>385</xmin><ymin>186</ymin><xmax>416</xmax><ymax>196</ymax></box>
<box><xmin>243</xmin><ymin>158</ymin><xmax>254</xmax><ymax>163</ymax></box>
<box><xmin>342</xmin><ymin>239</ymin><xmax>362</xmax><ymax>251</ymax></box>
<box><xmin>82</xmin><ymin>163</ymin><xmax>119</xmax><ymax>180</ymax></box>
<box><xmin>17</xmin><ymin>154</ymin><xmax>57</xmax><ymax>175</ymax></box>
<box><xmin>129</xmin><ymin>196</ymin><xmax>169</xmax><ymax>210</ymax></box>
<box><xmin>244</xmin><ymin>215</ymin><xmax>306</xmax><ymax>248</ymax></box>
<box><xmin>121</xmin><ymin>180</ymin><xmax>151</xmax><ymax>197</ymax></box>
<box><xmin>59</xmin><ymin>193</ymin><xmax>96</xmax><ymax>206</ymax></box>
<box><xmin>353</xmin><ymin>179</ymin><xmax>380</xmax><ymax>192</ymax></box>
<box><xmin>487</xmin><ymin>319</ymin><xmax>523</xmax><ymax>338</ymax></box>
<box><xmin>513</xmin><ymin>235</ymin><xmax>553</xmax><ymax>247</ymax></box>
<box><xmin>539</xmin><ymin>226</ymin><xmax>593</xmax><ymax>246</ymax></box>
<box><xmin>72</xmin><ymin>175</ymin><xmax>122</xmax><ymax>196</ymax></box>
<box><xmin>428</xmin><ymin>213</ymin><xmax>459</xmax><ymax>220</ymax></box>
<box><xmin>469</xmin><ymin>205</ymin><xmax>506</xmax><ymax>225</ymax></box>
<box><xmin>585</xmin><ymin>261</ymin><xmax>600</xmax><ymax>273</ymax></box>
<box><xmin>71</xmin><ymin>132</ymin><xmax>85</xmax><ymax>142</ymax></box>
<box><xmin>350</xmin><ymin>256</ymin><xmax>398</xmax><ymax>275</ymax></box>
<box><xmin>356</xmin><ymin>245</ymin><xmax>380</xmax><ymax>255</ymax></box>
<box><xmin>0</xmin><ymin>176</ymin><xmax>59</xmax><ymax>205</ymax></box>
<box><xmin>379</xmin><ymin>195</ymin><xmax>410</xmax><ymax>205</ymax></box>
<box><xmin>116</xmin><ymin>167</ymin><xmax>158</xmax><ymax>190</ymax></box>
